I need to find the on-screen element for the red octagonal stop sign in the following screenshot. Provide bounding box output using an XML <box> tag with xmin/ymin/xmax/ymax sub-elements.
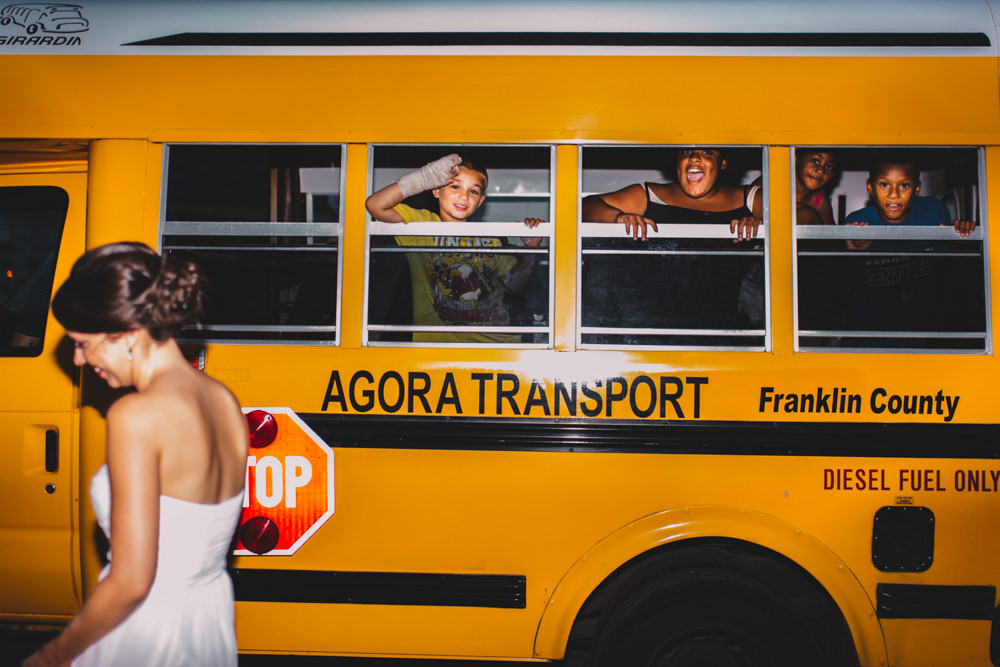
<box><xmin>235</xmin><ymin>407</ymin><xmax>334</xmax><ymax>556</ymax></box>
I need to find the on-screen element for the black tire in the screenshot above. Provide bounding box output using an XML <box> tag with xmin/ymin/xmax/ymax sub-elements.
<box><xmin>0</xmin><ymin>17</ymin><xmax>11</xmax><ymax>26</ymax></box>
<box><xmin>565</xmin><ymin>543</ymin><xmax>858</xmax><ymax>667</ymax></box>
<box><xmin>597</xmin><ymin>569</ymin><xmax>818</xmax><ymax>666</ymax></box>
<box><xmin>26</xmin><ymin>23</ymin><xmax>39</xmax><ymax>35</ymax></box>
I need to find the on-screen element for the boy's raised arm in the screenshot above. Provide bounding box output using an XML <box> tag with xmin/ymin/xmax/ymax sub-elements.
<box><xmin>365</xmin><ymin>153</ymin><xmax>462</xmax><ymax>223</ymax></box>
<box><xmin>365</xmin><ymin>182</ymin><xmax>406</xmax><ymax>223</ymax></box>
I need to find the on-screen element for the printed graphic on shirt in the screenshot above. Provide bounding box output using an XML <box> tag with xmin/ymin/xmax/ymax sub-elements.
<box><xmin>430</xmin><ymin>247</ymin><xmax>506</xmax><ymax>324</ymax></box>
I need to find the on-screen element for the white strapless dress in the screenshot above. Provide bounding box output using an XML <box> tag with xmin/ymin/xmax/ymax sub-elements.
<box><xmin>74</xmin><ymin>464</ymin><xmax>244</xmax><ymax>666</ymax></box>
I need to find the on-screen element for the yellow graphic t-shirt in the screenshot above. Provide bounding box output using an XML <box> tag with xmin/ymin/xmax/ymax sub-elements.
<box><xmin>393</xmin><ymin>204</ymin><xmax>518</xmax><ymax>343</ymax></box>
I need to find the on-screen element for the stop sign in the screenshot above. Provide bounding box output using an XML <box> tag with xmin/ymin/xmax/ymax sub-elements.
<box><xmin>234</xmin><ymin>407</ymin><xmax>334</xmax><ymax>556</ymax></box>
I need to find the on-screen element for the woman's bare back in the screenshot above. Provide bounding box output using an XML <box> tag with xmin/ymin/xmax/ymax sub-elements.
<box><xmin>142</xmin><ymin>365</ymin><xmax>248</xmax><ymax>504</ymax></box>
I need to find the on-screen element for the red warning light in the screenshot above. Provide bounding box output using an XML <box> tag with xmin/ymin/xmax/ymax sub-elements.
<box><xmin>246</xmin><ymin>410</ymin><xmax>278</xmax><ymax>449</ymax></box>
<box><xmin>239</xmin><ymin>516</ymin><xmax>280</xmax><ymax>555</ymax></box>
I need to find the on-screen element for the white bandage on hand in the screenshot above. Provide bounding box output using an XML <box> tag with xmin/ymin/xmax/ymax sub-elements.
<box><xmin>396</xmin><ymin>153</ymin><xmax>462</xmax><ymax>198</ymax></box>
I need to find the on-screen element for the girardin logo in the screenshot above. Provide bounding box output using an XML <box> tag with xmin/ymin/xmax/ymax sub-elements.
<box><xmin>0</xmin><ymin>3</ymin><xmax>89</xmax><ymax>46</ymax></box>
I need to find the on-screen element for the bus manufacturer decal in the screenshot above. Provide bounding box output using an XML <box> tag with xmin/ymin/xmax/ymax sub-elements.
<box><xmin>0</xmin><ymin>3</ymin><xmax>88</xmax><ymax>47</ymax></box>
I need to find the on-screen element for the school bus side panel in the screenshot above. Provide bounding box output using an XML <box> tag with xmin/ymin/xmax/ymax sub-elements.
<box><xmin>1</xmin><ymin>56</ymin><xmax>998</xmax><ymax>145</ymax></box>
<box><xmin>0</xmin><ymin>5</ymin><xmax>996</xmax><ymax>660</ymax></box>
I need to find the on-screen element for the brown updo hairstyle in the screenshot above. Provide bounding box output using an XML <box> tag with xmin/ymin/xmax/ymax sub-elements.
<box><xmin>52</xmin><ymin>242</ymin><xmax>206</xmax><ymax>342</ymax></box>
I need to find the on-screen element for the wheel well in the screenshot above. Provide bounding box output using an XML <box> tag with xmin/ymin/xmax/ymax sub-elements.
<box><xmin>563</xmin><ymin>538</ymin><xmax>860</xmax><ymax>667</ymax></box>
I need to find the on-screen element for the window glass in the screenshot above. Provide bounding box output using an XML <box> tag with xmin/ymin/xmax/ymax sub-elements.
<box><xmin>162</xmin><ymin>145</ymin><xmax>343</xmax><ymax>344</ymax></box>
<box><xmin>0</xmin><ymin>186</ymin><xmax>67</xmax><ymax>357</ymax></box>
<box><xmin>579</xmin><ymin>146</ymin><xmax>767</xmax><ymax>349</ymax></box>
<box><xmin>366</xmin><ymin>145</ymin><xmax>552</xmax><ymax>346</ymax></box>
<box><xmin>794</xmin><ymin>147</ymin><xmax>986</xmax><ymax>352</ymax></box>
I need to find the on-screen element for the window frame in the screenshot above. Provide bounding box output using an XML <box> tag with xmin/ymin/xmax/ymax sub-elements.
<box><xmin>577</xmin><ymin>144</ymin><xmax>772</xmax><ymax>352</ymax></box>
<box><xmin>363</xmin><ymin>143</ymin><xmax>556</xmax><ymax>348</ymax></box>
<box><xmin>159</xmin><ymin>142</ymin><xmax>346</xmax><ymax>346</ymax></box>
<box><xmin>791</xmin><ymin>145</ymin><xmax>991</xmax><ymax>354</ymax></box>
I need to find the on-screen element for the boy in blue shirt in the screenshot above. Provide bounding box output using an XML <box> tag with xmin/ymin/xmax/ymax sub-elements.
<box><xmin>845</xmin><ymin>157</ymin><xmax>975</xmax><ymax>250</ymax></box>
<box><xmin>841</xmin><ymin>156</ymin><xmax>978</xmax><ymax>341</ymax></box>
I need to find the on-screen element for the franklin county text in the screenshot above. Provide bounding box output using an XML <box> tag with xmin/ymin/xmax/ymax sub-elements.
<box><xmin>759</xmin><ymin>387</ymin><xmax>960</xmax><ymax>422</ymax></box>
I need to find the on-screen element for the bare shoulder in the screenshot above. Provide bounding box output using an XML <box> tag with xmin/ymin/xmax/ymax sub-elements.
<box><xmin>603</xmin><ymin>182</ymin><xmax>649</xmax><ymax>207</ymax></box>
<box><xmin>103</xmin><ymin>391</ymin><xmax>173</xmax><ymax>471</ymax></box>
<box><xmin>646</xmin><ymin>181</ymin><xmax>671</xmax><ymax>200</ymax></box>
<box><xmin>105</xmin><ymin>391</ymin><xmax>161</xmax><ymax>439</ymax></box>
<box><xmin>198</xmin><ymin>370</ymin><xmax>245</xmax><ymax>417</ymax></box>
<box><xmin>115</xmin><ymin>367</ymin><xmax>238</xmax><ymax>440</ymax></box>
<box><xmin>657</xmin><ymin>181</ymin><xmax>693</xmax><ymax>205</ymax></box>
<box><xmin>722</xmin><ymin>181</ymin><xmax>751</xmax><ymax>207</ymax></box>
<box><xmin>796</xmin><ymin>204</ymin><xmax>822</xmax><ymax>226</ymax></box>
<box><xmin>155</xmin><ymin>368</ymin><xmax>244</xmax><ymax>428</ymax></box>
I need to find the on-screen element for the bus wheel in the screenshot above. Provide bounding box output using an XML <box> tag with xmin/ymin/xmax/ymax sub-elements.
<box><xmin>564</xmin><ymin>544</ymin><xmax>857</xmax><ymax>667</ymax></box>
<box><xmin>604</xmin><ymin>570</ymin><xmax>818</xmax><ymax>666</ymax></box>
<box><xmin>26</xmin><ymin>23</ymin><xmax>38</xmax><ymax>34</ymax></box>
<box><xmin>0</xmin><ymin>17</ymin><xmax>10</xmax><ymax>26</ymax></box>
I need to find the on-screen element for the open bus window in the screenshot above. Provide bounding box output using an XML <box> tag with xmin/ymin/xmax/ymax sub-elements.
<box><xmin>579</xmin><ymin>146</ymin><xmax>767</xmax><ymax>350</ymax></box>
<box><xmin>0</xmin><ymin>186</ymin><xmax>67</xmax><ymax>357</ymax></box>
<box><xmin>161</xmin><ymin>144</ymin><xmax>343</xmax><ymax>344</ymax></box>
<box><xmin>795</xmin><ymin>147</ymin><xmax>987</xmax><ymax>352</ymax></box>
<box><xmin>366</xmin><ymin>145</ymin><xmax>552</xmax><ymax>346</ymax></box>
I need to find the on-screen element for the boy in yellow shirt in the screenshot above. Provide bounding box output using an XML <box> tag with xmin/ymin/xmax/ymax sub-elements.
<box><xmin>366</xmin><ymin>154</ymin><xmax>542</xmax><ymax>342</ymax></box>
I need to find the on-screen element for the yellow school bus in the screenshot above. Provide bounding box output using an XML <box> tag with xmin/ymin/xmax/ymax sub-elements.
<box><xmin>2</xmin><ymin>1</ymin><xmax>1000</xmax><ymax>665</ymax></box>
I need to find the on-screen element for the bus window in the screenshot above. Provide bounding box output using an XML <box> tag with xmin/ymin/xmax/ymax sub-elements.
<box><xmin>161</xmin><ymin>144</ymin><xmax>344</xmax><ymax>344</ymax></box>
<box><xmin>365</xmin><ymin>144</ymin><xmax>552</xmax><ymax>346</ymax></box>
<box><xmin>579</xmin><ymin>146</ymin><xmax>767</xmax><ymax>349</ymax></box>
<box><xmin>795</xmin><ymin>147</ymin><xmax>987</xmax><ymax>352</ymax></box>
<box><xmin>0</xmin><ymin>186</ymin><xmax>67</xmax><ymax>357</ymax></box>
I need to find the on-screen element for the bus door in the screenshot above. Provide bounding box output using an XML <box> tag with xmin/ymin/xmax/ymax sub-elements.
<box><xmin>0</xmin><ymin>166</ymin><xmax>86</xmax><ymax>620</ymax></box>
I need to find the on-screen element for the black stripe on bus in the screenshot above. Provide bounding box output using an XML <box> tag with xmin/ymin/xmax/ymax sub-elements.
<box><xmin>876</xmin><ymin>583</ymin><xmax>996</xmax><ymax>620</ymax></box>
<box><xmin>299</xmin><ymin>414</ymin><xmax>1000</xmax><ymax>459</ymax></box>
<box><xmin>231</xmin><ymin>569</ymin><xmax>526</xmax><ymax>609</ymax></box>
<box><xmin>125</xmin><ymin>31</ymin><xmax>991</xmax><ymax>48</ymax></box>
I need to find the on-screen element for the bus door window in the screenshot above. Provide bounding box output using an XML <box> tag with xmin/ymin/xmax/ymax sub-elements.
<box><xmin>365</xmin><ymin>144</ymin><xmax>552</xmax><ymax>346</ymax></box>
<box><xmin>0</xmin><ymin>186</ymin><xmax>67</xmax><ymax>356</ymax></box>
<box><xmin>794</xmin><ymin>147</ymin><xmax>987</xmax><ymax>352</ymax></box>
<box><xmin>579</xmin><ymin>145</ymin><xmax>768</xmax><ymax>350</ymax></box>
<box><xmin>160</xmin><ymin>144</ymin><xmax>344</xmax><ymax>344</ymax></box>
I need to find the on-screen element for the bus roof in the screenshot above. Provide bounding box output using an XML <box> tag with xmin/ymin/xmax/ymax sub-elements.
<box><xmin>0</xmin><ymin>0</ymin><xmax>996</xmax><ymax>57</ymax></box>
